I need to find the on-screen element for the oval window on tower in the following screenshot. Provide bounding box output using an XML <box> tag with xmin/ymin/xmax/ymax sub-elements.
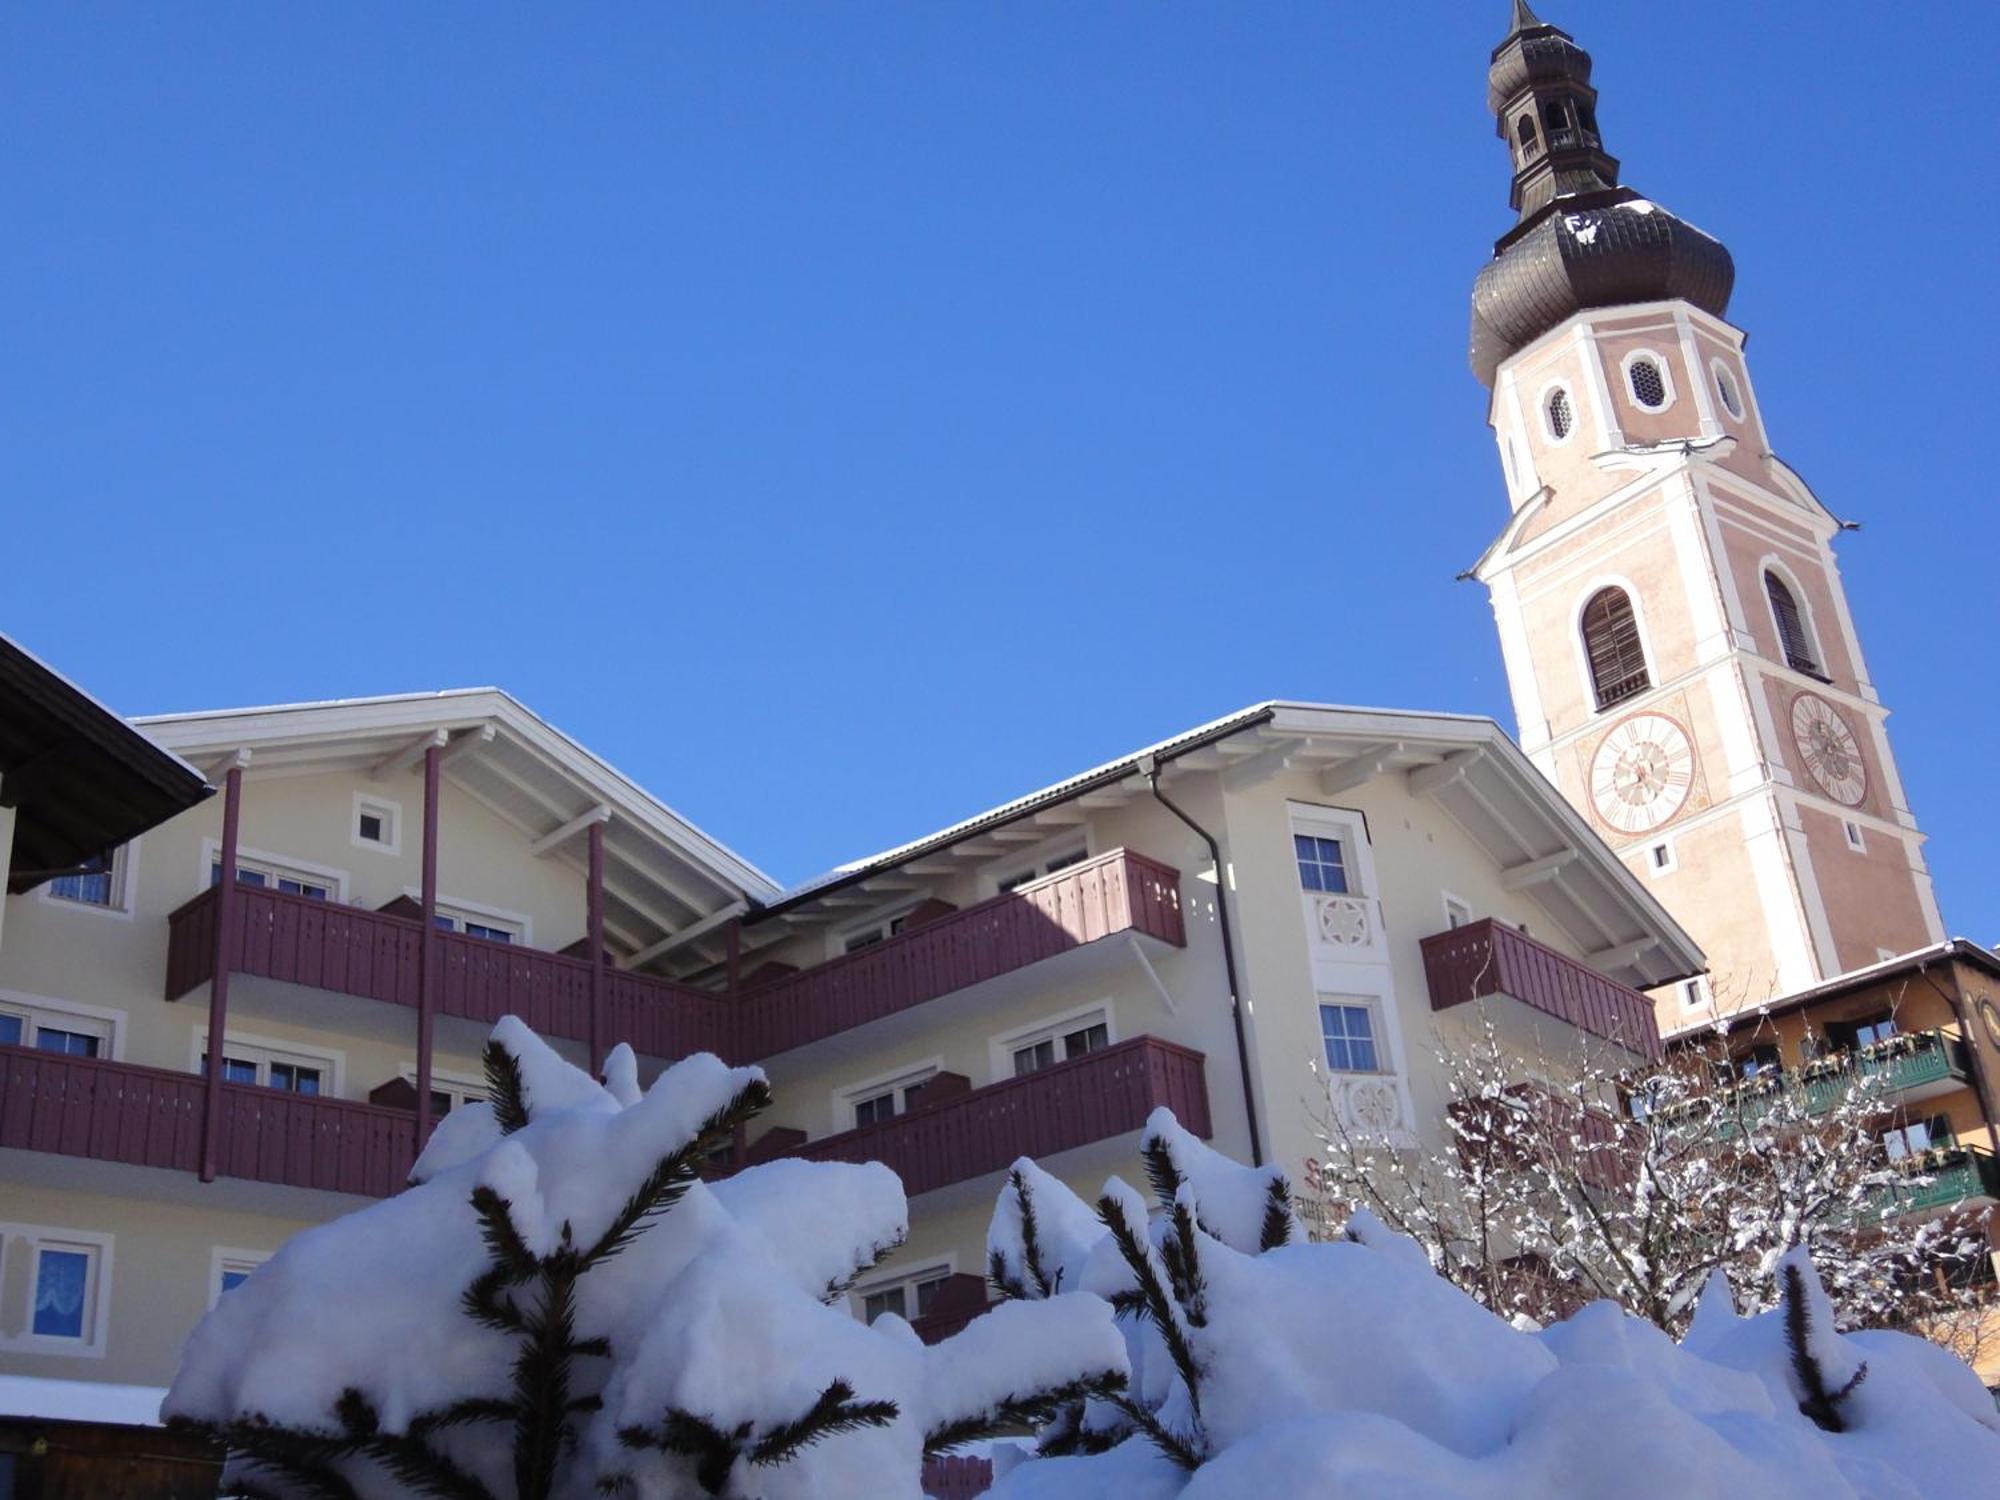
<box><xmin>1546</xmin><ymin>387</ymin><xmax>1574</xmax><ymax>441</ymax></box>
<box><xmin>1627</xmin><ymin>357</ymin><xmax>1669</xmax><ymax>410</ymax></box>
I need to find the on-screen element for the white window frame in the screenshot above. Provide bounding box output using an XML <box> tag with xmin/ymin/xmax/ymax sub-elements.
<box><xmin>202</xmin><ymin>840</ymin><xmax>349</xmax><ymax>904</ymax></box>
<box><xmin>0</xmin><ymin>1222</ymin><xmax>114</xmax><ymax>1358</ymax></box>
<box><xmin>1645</xmin><ymin>837</ymin><xmax>1678</xmax><ymax>878</ymax></box>
<box><xmin>352</xmin><ymin>793</ymin><xmax>403</xmax><ymax>856</ymax></box>
<box><xmin>833</xmin><ymin>1056</ymin><xmax>943</xmax><ymax>1135</ymax></box>
<box><xmin>192</xmin><ymin>1029</ymin><xmax>345</xmax><ymax>1098</ymax></box>
<box><xmin>850</xmin><ymin>1258</ymin><xmax>956</xmax><ymax>1327</ymax></box>
<box><xmin>989</xmin><ymin>1002</ymin><xmax>1115</xmax><ymax>1084</ymax></box>
<box><xmin>396</xmin><ymin>1065</ymin><xmax>488</xmax><ymax>1115</ymax></box>
<box><xmin>1843</xmin><ymin>820</ymin><xmax>1868</xmax><ymax>854</ymax></box>
<box><xmin>1538</xmin><ymin>380</ymin><xmax>1578</xmax><ymax>446</ymax></box>
<box><xmin>209</xmin><ymin>1246</ymin><xmax>272</xmax><ymax>1308</ymax></box>
<box><xmin>1286</xmin><ymin>802</ymin><xmax>1379</xmax><ymax>899</ymax></box>
<box><xmin>1569</xmin><ymin>574</ymin><xmax>1658</xmax><ymax>715</ymax></box>
<box><xmin>37</xmin><ymin>839</ymin><xmax>139</xmax><ymax>919</ymax></box>
<box><xmin>0</xmin><ymin>989</ymin><xmax>124</xmax><ymax>1061</ymax></box>
<box><xmin>1620</xmin><ymin>348</ymin><xmax>1678</xmax><ymax>413</ymax></box>
<box><xmin>988</xmin><ymin>836</ymin><xmax>1092</xmax><ymax>898</ymax></box>
<box><xmin>1317</xmin><ymin>996</ymin><xmax>1390</xmax><ymax>1076</ymax></box>
<box><xmin>1680</xmin><ymin>976</ymin><xmax>1710</xmax><ymax>1011</ymax></box>
<box><xmin>1710</xmin><ymin>356</ymin><xmax>1746</xmax><ymax>421</ymax></box>
<box><xmin>1440</xmin><ymin>892</ymin><xmax>1474</xmax><ymax>930</ymax></box>
<box><xmin>403</xmin><ymin>890</ymin><xmax>533</xmax><ymax>947</ymax></box>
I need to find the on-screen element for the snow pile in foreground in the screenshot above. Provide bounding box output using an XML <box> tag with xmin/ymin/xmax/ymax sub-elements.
<box><xmin>165</xmin><ymin>1019</ymin><xmax>1123</xmax><ymax>1499</ymax></box>
<box><xmin>986</xmin><ymin>1112</ymin><xmax>2000</xmax><ymax>1500</ymax></box>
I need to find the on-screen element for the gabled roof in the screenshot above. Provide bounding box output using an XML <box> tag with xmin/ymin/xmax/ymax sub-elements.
<box><xmin>1</xmin><ymin>635</ymin><xmax>212</xmax><ymax>893</ymax></box>
<box><xmin>136</xmin><ymin>689</ymin><xmax>778</xmax><ymax>966</ymax></box>
<box><xmin>758</xmin><ymin>700</ymin><xmax>1704</xmax><ymax>991</ymax></box>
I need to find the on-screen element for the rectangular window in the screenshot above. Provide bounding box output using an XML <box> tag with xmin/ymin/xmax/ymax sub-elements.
<box><xmin>1647</xmin><ymin>840</ymin><xmax>1677</xmax><ymax>876</ymax></box>
<box><xmin>0</xmin><ymin>1224</ymin><xmax>113</xmax><ymax>1356</ymax></box>
<box><xmin>0</xmin><ymin>1001</ymin><xmax>113</xmax><ymax>1058</ymax></box>
<box><xmin>1443</xmin><ymin>895</ymin><xmax>1473</xmax><ymax>930</ymax></box>
<box><xmin>431</xmin><ymin>907</ymin><xmax>523</xmax><ymax>944</ymax></box>
<box><xmin>1844</xmin><ymin>821</ymin><xmax>1867</xmax><ymax>853</ymax></box>
<box><xmin>1828</xmin><ymin>1012</ymin><xmax>1897</xmax><ymax>1052</ymax></box>
<box><xmin>32</xmin><ymin>1247</ymin><xmax>95</xmax><ymax>1339</ymax></box>
<box><xmin>1011</xmin><ymin>1024</ymin><xmax>1104</xmax><ymax>1077</ymax></box>
<box><xmin>1319</xmin><ymin>1003</ymin><xmax>1379</xmax><ymax>1074</ymax></box>
<box><xmin>1681</xmin><ymin>979</ymin><xmax>1706</xmax><ymax>1010</ymax></box>
<box><xmin>212</xmin><ymin>856</ymin><xmax>333</xmax><ymax>902</ymax></box>
<box><xmin>1732</xmin><ymin>1044</ymin><xmax>1782</xmax><ymax>1080</ymax></box>
<box><xmin>842</xmin><ymin>1066</ymin><xmax>937</xmax><ymax>1128</ymax></box>
<box><xmin>47</xmin><ymin>847</ymin><xmax>126</xmax><ymax>909</ymax></box>
<box><xmin>1294</xmin><ymin>835</ymin><xmax>1350</xmax><ymax>894</ymax></box>
<box><xmin>998</xmin><ymin>847</ymin><xmax>1090</xmax><ymax>895</ymax></box>
<box><xmin>842</xmin><ymin>912</ymin><xmax>908</xmax><ymax>954</ymax></box>
<box><xmin>856</xmin><ymin>1268</ymin><xmax>952</xmax><ymax>1326</ymax></box>
<box><xmin>1012</xmin><ymin>1038</ymin><xmax>1057</xmax><ymax>1076</ymax></box>
<box><xmin>201</xmin><ymin>1037</ymin><xmax>339</xmax><ymax>1096</ymax></box>
<box><xmin>1882</xmin><ymin>1115</ymin><xmax>1954</xmax><ymax>1162</ymax></box>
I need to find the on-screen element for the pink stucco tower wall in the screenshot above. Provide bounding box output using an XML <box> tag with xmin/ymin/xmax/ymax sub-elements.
<box><xmin>1467</xmin><ymin>2</ymin><xmax>1942</xmax><ymax>1024</ymax></box>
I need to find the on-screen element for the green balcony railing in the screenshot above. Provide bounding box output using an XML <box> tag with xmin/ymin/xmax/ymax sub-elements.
<box><xmin>1865</xmin><ymin>1146</ymin><xmax>2000</xmax><ymax>1221</ymax></box>
<box><xmin>1656</xmin><ymin>1027</ymin><xmax>1970</xmax><ymax>1140</ymax></box>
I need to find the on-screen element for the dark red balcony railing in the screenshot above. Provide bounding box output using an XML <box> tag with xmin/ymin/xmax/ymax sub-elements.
<box><xmin>1420</xmin><ymin>918</ymin><xmax>1664</xmax><ymax>1065</ymax></box>
<box><xmin>0</xmin><ymin>1044</ymin><xmax>416</xmax><ymax>1199</ymax></box>
<box><xmin>738</xmin><ymin>849</ymin><xmax>1186</xmax><ymax>1058</ymax></box>
<box><xmin>166</xmin><ymin>849</ymin><xmax>1186</xmax><ymax>1064</ymax></box>
<box><xmin>166</xmin><ymin>883</ymin><xmax>736</xmax><ymax>1060</ymax></box>
<box><xmin>921</xmin><ymin>1455</ymin><xmax>994</xmax><ymax>1499</ymax></box>
<box><xmin>779</xmin><ymin>1034</ymin><xmax>1209</xmax><ymax>1199</ymax></box>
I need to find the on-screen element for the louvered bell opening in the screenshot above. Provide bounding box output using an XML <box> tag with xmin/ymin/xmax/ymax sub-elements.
<box><xmin>1583</xmin><ymin>588</ymin><xmax>1650</xmax><ymax>710</ymax></box>
<box><xmin>1765</xmin><ymin>573</ymin><xmax>1822</xmax><ymax>676</ymax></box>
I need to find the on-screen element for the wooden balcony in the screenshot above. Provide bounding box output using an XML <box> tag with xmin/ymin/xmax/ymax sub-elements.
<box><xmin>769</xmin><ymin>1034</ymin><xmax>1210</xmax><ymax>1199</ymax></box>
<box><xmin>737</xmin><ymin>850</ymin><xmax>1186</xmax><ymax>1058</ymax></box>
<box><xmin>165</xmin><ymin>849</ymin><xmax>1185</xmax><ymax>1065</ymax></box>
<box><xmin>0</xmin><ymin>1044</ymin><xmax>415</xmax><ymax>1199</ymax></box>
<box><xmin>1420</xmin><ymin>918</ymin><xmax>1664</xmax><ymax>1064</ymax></box>
<box><xmin>165</xmin><ymin>883</ymin><xmax>735</xmax><ymax>1061</ymax></box>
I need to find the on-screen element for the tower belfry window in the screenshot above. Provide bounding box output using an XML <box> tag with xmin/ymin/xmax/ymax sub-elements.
<box><xmin>1764</xmin><ymin>571</ymin><xmax>1822</xmax><ymax>676</ymax></box>
<box><xmin>1516</xmin><ymin>115</ymin><xmax>1541</xmax><ymax>160</ymax></box>
<box><xmin>1546</xmin><ymin>387</ymin><xmax>1573</xmax><ymax>440</ymax></box>
<box><xmin>1580</xmin><ymin>587</ymin><xmax>1650</xmax><ymax>709</ymax></box>
<box><xmin>1628</xmin><ymin>358</ymin><xmax>1667</xmax><ymax>410</ymax></box>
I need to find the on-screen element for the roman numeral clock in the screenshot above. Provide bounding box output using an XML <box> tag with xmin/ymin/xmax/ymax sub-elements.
<box><xmin>1588</xmin><ymin>713</ymin><xmax>1695</xmax><ymax>836</ymax></box>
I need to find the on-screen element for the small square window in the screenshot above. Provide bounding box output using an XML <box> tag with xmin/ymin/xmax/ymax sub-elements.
<box><xmin>1843</xmin><ymin>821</ymin><xmax>1867</xmax><ymax>853</ymax></box>
<box><xmin>1443</xmin><ymin>896</ymin><xmax>1473</xmax><ymax>930</ymax></box>
<box><xmin>1319</xmin><ymin>1003</ymin><xmax>1379</xmax><ymax>1074</ymax></box>
<box><xmin>1681</xmin><ymin>979</ymin><xmax>1706</xmax><ymax>1010</ymax></box>
<box><xmin>0</xmin><ymin>1014</ymin><xmax>20</xmax><ymax>1047</ymax></box>
<box><xmin>854</xmin><ymin>1091</ymin><xmax>897</xmax><ymax>1127</ymax></box>
<box><xmin>1062</xmin><ymin>1022</ymin><xmax>1109</xmax><ymax>1060</ymax></box>
<box><xmin>1294</xmin><ymin>835</ymin><xmax>1350</xmax><ymax>894</ymax></box>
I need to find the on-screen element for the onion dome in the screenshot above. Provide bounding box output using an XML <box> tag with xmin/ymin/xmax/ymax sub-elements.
<box><xmin>1469</xmin><ymin>2</ymin><xmax>1734</xmax><ymax>387</ymax></box>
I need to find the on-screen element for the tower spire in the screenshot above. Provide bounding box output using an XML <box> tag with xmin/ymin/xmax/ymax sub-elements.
<box><xmin>1468</xmin><ymin>2</ymin><xmax>1734</xmax><ymax>386</ymax></box>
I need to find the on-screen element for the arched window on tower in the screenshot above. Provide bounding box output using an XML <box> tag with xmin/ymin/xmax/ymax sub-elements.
<box><xmin>1581</xmin><ymin>588</ymin><xmax>1650</xmax><ymax>709</ymax></box>
<box><xmin>1516</xmin><ymin>115</ymin><xmax>1541</xmax><ymax>161</ymax></box>
<box><xmin>1764</xmin><ymin>571</ymin><xmax>1823</xmax><ymax>676</ymax></box>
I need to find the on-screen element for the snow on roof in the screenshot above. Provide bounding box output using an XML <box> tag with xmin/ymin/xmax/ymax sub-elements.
<box><xmin>0</xmin><ymin>1375</ymin><xmax>167</xmax><ymax>1427</ymax></box>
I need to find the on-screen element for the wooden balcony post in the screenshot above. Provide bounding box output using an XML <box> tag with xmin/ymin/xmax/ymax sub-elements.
<box><xmin>588</xmin><ymin>818</ymin><xmax>606</xmax><ymax>1077</ymax></box>
<box><xmin>199</xmin><ymin>758</ymin><xmax>245</xmax><ymax>1183</ymax></box>
<box><xmin>416</xmin><ymin>738</ymin><xmax>443</xmax><ymax>1150</ymax></box>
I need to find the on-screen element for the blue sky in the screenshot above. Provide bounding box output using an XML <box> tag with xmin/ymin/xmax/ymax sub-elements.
<box><xmin>6</xmin><ymin>2</ymin><xmax>1996</xmax><ymax>928</ymax></box>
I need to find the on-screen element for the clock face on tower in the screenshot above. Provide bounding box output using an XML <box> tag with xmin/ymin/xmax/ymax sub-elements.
<box><xmin>1588</xmin><ymin>712</ymin><xmax>1696</xmax><ymax>835</ymax></box>
<box><xmin>1790</xmin><ymin>692</ymin><xmax>1867</xmax><ymax>807</ymax></box>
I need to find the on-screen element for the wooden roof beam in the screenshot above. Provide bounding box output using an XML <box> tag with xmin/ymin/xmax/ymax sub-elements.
<box><xmin>369</xmin><ymin>729</ymin><xmax>448</xmax><ymax>781</ymax></box>
<box><xmin>1500</xmin><ymin>848</ymin><xmax>1580</xmax><ymax>891</ymax></box>
<box><xmin>530</xmin><ymin>804</ymin><xmax>612</xmax><ymax>858</ymax></box>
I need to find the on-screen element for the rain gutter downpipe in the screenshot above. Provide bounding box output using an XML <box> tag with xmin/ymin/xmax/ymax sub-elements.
<box><xmin>1140</xmin><ymin>753</ymin><xmax>1265</xmax><ymax>1168</ymax></box>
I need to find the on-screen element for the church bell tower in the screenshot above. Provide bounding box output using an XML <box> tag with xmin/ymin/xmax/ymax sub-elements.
<box><xmin>1467</xmin><ymin>1</ymin><xmax>1943</xmax><ymax>1018</ymax></box>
